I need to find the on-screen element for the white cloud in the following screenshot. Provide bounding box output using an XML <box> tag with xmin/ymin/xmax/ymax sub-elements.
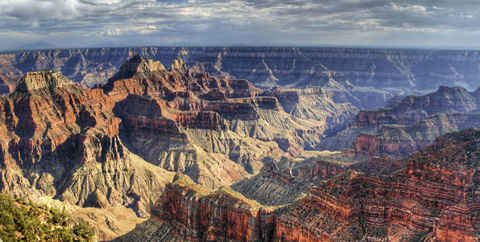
<box><xmin>389</xmin><ymin>2</ymin><xmax>428</xmax><ymax>14</ymax></box>
<box><xmin>0</xmin><ymin>0</ymin><xmax>480</xmax><ymax>49</ymax></box>
<box><xmin>99</xmin><ymin>25</ymin><xmax>174</xmax><ymax>36</ymax></box>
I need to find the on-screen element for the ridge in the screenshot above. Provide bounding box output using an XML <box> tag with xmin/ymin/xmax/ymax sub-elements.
<box><xmin>15</xmin><ymin>70</ymin><xmax>72</xmax><ymax>92</ymax></box>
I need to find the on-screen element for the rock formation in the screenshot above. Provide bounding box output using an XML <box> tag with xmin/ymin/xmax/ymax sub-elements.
<box><xmin>322</xmin><ymin>86</ymin><xmax>480</xmax><ymax>158</ymax></box>
<box><xmin>231</xmin><ymin>158</ymin><xmax>346</xmax><ymax>206</ymax></box>
<box><xmin>0</xmin><ymin>70</ymin><xmax>175</xmax><ymax>226</ymax></box>
<box><xmin>102</xmin><ymin>55</ymin><xmax>338</xmax><ymax>189</ymax></box>
<box><xmin>3</xmin><ymin>53</ymin><xmax>480</xmax><ymax>241</ymax></box>
<box><xmin>263</xmin><ymin>86</ymin><xmax>358</xmax><ymax>135</ymax></box>
<box><xmin>118</xmin><ymin>128</ymin><xmax>480</xmax><ymax>241</ymax></box>
<box><xmin>3</xmin><ymin>47</ymin><xmax>480</xmax><ymax>110</ymax></box>
<box><xmin>0</xmin><ymin>56</ymin><xmax>355</xmax><ymax>240</ymax></box>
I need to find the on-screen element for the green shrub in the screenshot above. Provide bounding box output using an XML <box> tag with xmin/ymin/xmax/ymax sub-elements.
<box><xmin>0</xmin><ymin>193</ymin><xmax>95</xmax><ymax>241</ymax></box>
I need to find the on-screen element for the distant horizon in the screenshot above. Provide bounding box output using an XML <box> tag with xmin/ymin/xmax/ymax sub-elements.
<box><xmin>3</xmin><ymin>42</ymin><xmax>480</xmax><ymax>53</ymax></box>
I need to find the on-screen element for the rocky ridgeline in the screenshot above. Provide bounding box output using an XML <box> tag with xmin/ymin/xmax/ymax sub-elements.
<box><xmin>2</xmin><ymin>47</ymin><xmax>480</xmax><ymax>111</ymax></box>
<box><xmin>231</xmin><ymin>159</ymin><xmax>346</xmax><ymax>206</ymax></box>
<box><xmin>322</xmin><ymin>85</ymin><xmax>480</xmax><ymax>158</ymax></box>
<box><xmin>118</xmin><ymin>128</ymin><xmax>480</xmax><ymax>242</ymax></box>
<box><xmin>0</xmin><ymin>69</ymin><xmax>177</xmax><ymax>220</ymax></box>
<box><xmin>3</xmin><ymin>54</ymin><xmax>480</xmax><ymax>241</ymax></box>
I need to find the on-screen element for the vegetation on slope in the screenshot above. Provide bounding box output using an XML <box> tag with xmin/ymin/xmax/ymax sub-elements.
<box><xmin>0</xmin><ymin>193</ymin><xmax>95</xmax><ymax>242</ymax></box>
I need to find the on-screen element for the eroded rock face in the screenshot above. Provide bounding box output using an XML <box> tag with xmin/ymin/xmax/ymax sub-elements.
<box><xmin>263</xmin><ymin>86</ymin><xmax>358</xmax><ymax>135</ymax></box>
<box><xmin>0</xmin><ymin>70</ymin><xmax>175</xmax><ymax>218</ymax></box>
<box><xmin>351</xmin><ymin>113</ymin><xmax>480</xmax><ymax>158</ymax></box>
<box><xmin>3</xmin><ymin>47</ymin><xmax>480</xmax><ymax>91</ymax></box>
<box><xmin>322</xmin><ymin>86</ymin><xmax>480</xmax><ymax>158</ymax></box>
<box><xmin>129</xmin><ymin>128</ymin><xmax>480</xmax><ymax>242</ymax></box>
<box><xmin>101</xmin><ymin>56</ymin><xmax>337</xmax><ymax>188</ymax></box>
<box><xmin>116</xmin><ymin>174</ymin><xmax>278</xmax><ymax>242</ymax></box>
<box><xmin>231</xmin><ymin>159</ymin><xmax>346</xmax><ymax>206</ymax></box>
<box><xmin>276</xmin><ymin>128</ymin><xmax>480</xmax><ymax>241</ymax></box>
<box><xmin>3</xmin><ymin>47</ymin><xmax>480</xmax><ymax>115</ymax></box>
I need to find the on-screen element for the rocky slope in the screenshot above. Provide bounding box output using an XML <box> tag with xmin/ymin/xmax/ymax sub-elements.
<box><xmin>322</xmin><ymin>86</ymin><xmax>480</xmax><ymax>158</ymax></box>
<box><xmin>4</xmin><ymin>52</ymin><xmax>480</xmax><ymax>241</ymax></box>
<box><xmin>101</xmin><ymin>55</ymin><xmax>349</xmax><ymax>190</ymax></box>
<box><xmin>0</xmin><ymin>70</ymin><xmax>177</xmax><ymax>239</ymax></box>
<box><xmin>263</xmin><ymin>86</ymin><xmax>358</xmax><ymax>135</ymax></box>
<box><xmin>231</xmin><ymin>158</ymin><xmax>346</xmax><ymax>206</ymax></box>
<box><xmin>118</xmin><ymin>128</ymin><xmax>480</xmax><ymax>241</ymax></box>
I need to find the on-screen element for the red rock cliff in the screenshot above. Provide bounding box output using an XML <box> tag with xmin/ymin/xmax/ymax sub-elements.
<box><xmin>132</xmin><ymin>128</ymin><xmax>480</xmax><ymax>242</ymax></box>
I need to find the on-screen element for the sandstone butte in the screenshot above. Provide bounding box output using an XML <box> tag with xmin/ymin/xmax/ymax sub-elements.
<box><xmin>0</xmin><ymin>69</ymin><xmax>177</xmax><ymax>240</ymax></box>
<box><xmin>117</xmin><ymin>128</ymin><xmax>480</xmax><ymax>242</ymax></box>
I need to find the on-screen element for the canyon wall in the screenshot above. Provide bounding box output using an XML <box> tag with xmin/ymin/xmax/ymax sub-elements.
<box><xmin>322</xmin><ymin>85</ymin><xmax>480</xmax><ymax>158</ymax></box>
<box><xmin>2</xmin><ymin>47</ymin><xmax>480</xmax><ymax>109</ymax></box>
<box><xmin>118</xmin><ymin>128</ymin><xmax>480</xmax><ymax>242</ymax></box>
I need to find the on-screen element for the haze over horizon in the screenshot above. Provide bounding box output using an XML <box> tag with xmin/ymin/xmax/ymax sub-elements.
<box><xmin>1</xmin><ymin>0</ymin><xmax>480</xmax><ymax>50</ymax></box>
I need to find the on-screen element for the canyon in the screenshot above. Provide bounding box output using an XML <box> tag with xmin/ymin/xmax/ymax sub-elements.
<box><xmin>2</xmin><ymin>47</ymin><xmax>480</xmax><ymax>109</ymax></box>
<box><xmin>1</xmin><ymin>50</ymin><xmax>480</xmax><ymax>241</ymax></box>
<box><xmin>322</xmin><ymin>85</ymin><xmax>480</xmax><ymax>159</ymax></box>
<box><xmin>0</xmin><ymin>55</ymin><xmax>354</xmax><ymax>240</ymax></box>
<box><xmin>117</xmin><ymin>128</ymin><xmax>480</xmax><ymax>242</ymax></box>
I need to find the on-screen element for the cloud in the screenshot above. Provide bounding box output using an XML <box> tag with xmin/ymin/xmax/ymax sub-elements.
<box><xmin>0</xmin><ymin>0</ymin><xmax>479</xmax><ymax>49</ymax></box>
<box><xmin>99</xmin><ymin>25</ymin><xmax>173</xmax><ymax>36</ymax></box>
<box><xmin>0</xmin><ymin>0</ymin><xmax>81</xmax><ymax>27</ymax></box>
<box><xmin>389</xmin><ymin>2</ymin><xmax>427</xmax><ymax>14</ymax></box>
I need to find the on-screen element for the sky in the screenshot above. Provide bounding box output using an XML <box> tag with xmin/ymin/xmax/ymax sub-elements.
<box><xmin>0</xmin><ymin>0</ymin><xmax>480</xmax><ymax>50</ymax></box>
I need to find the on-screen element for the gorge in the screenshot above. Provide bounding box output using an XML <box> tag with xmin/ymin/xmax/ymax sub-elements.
<box><xmin>0</xmin><ymin>49</ymin><xmax>480</xmax><ymax>241</ymax></box>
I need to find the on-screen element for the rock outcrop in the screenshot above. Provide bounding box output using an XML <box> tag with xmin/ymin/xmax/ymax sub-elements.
<box><xmin>352</xmin><ymin>112</ymin><xmax>480</xmax><ymax>158</ymax></box>
<box><xmin>115</xmin><ymin>174</ymin><xmax>278</xmax><ymax>242</ymax></box>
<box><xmin>322</xmin><ymin>86</ymin><xmax>480</xmax><ymax>158</ymax></box>
<box><xmin>0</xmin><ymin>70</ymin><xmax>175</xmax><ymax>219</ymax></box>
<box><xmin>102</xmin><ymin>56</ymin><xmax>336</xmax><ymax>189</ymax></box>
<box><xmin>120</xmin><ymin>128</ymin><xmax>480</xmax><ymax>241</ymax></box>
<box><xmin>263</xmin><ymin>86</ymin><xmax>358</xmax><ymax>135</ymax></box>
<box><xmin>231</xmin><ymin>159</ymin><xmax>346</xmax><ymax>206</ymax></box>
<box><xmin>0</xmin><ymin>56</ymin><xmax>352</xmax><ymax>232</ymax></box>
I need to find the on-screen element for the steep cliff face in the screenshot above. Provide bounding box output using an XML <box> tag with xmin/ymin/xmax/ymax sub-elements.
<box><xmin>0</xmin><ymin>70</ymin><xmax>175</xmax><ymax>219</ymax></box>
<box><xmin>2</xmin><ymin>47</ymin><xmax>480</xmax><ymax>91</ymax></box>
<box><xmin>129</xmin><ymin>128</ymin><xmax>480</xmax><ymax>241</ymax></box>
<box><xmin>322</xmin><ymin>86</ymin><xmax>480</xmax><ymax>156</ymax></box>
<box><xmin>0</xmin><ymin>74</ymin><xmax>18</xmax><ymax>94</ymax></box>
<box><xmin>116</xmin><ymin>174</ymin><xmax>278</xmax><ymax>242</ymax></box>
<box><xmin>231</xmin><ymin>159</ymin><xmax>346</xmax><ymax>206</ymax></box>
<box><xmin>276</xmin><ymin>128</ymin><xmax>480</xmax><ymax>241</ymax></box>
<box><xmin>352</xmin><ymin>112</ymin><xmax>480</xmax><ymax>157</ymax></box>
<box><xmin>352</xmin><ymin>86</ymin><xmax>477</xmax><ymax>130</ymax></box>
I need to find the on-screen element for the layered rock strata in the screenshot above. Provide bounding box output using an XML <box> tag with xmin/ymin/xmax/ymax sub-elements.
<box><xmin>0</xmin><ymin>70</ymin><xmax>175</xmax><ymax>219</ymax></box>
<box><xmin>120</xmin><ymin>128</ymin><xmax>480</xmax><ymax>241</ymax></box>
<box><xmin>322</xmin><ymin>86</ymin><xmax>480</xmax><ymax>158</ymax></box>
<box><xmin>102</xmin><ymin>55</ymin><xmax>336</xmax><ymax>187</ymax></box>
